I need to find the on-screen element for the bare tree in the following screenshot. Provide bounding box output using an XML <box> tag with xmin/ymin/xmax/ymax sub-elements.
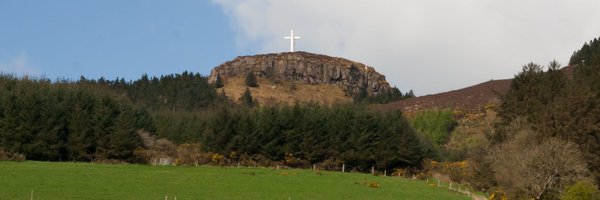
<box><xmin>489</xmin><ymin>129</ymin><xmax>589</xmax><ymax>199</ymax></box>
<box><xmin>134</xmin><ymin>131</ymin><xmax>176</xmax><ymax>164</ymax></box>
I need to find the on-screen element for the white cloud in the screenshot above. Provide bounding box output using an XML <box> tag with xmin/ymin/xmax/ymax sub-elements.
<box><xmin>214</xmin><ymin>0</ymin><xmax>600</xmax><ymax>95</ymax></box>
<box><xmin>0</xmin><ymin>52</ymin><xmax>40</xmax><ymax>77</ymax></box>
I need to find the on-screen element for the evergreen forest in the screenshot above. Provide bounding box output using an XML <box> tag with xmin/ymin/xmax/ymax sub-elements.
<box><xmin>0</xmin><ymin>71</ymin><xmax>424</xmax><ymax>172</ymax></box>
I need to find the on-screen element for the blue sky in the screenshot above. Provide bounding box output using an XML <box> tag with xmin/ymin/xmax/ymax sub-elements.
<box><xmin>2</xmin><ymin>0</ymin><xmax>600</xmax><ymax>94</ymax></box>
<box><xmin>0</xmin><ymin>0</ymin><xmax>241</xmax><ymax>81</ymax></box>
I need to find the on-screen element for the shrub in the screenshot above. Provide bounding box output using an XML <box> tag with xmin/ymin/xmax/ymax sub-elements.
<box><xmin>318</xmin><ymin>158</ymin><xmax>344</xmax><ymax>171</ymax></box>
<box><xmin>211</xmin><ymin>153</ymin><xmax>225</xmax><ymax>166</ymax></box>
<box><xmin>134</xmin><ymin>131</ymin><xmax>177</xmax><ymax>164</ymax></box>
<box><xmin>561</xmin><ymin>180</ymin><xmax>600</xmax><ymax>200</ymax></box>
<box><xmin>422</xmin><ymin>159</ymin><xmax>473</xmax><ymax>184</ymax></box>
<box><xmin>238</xmin><ymin>154</ymin><xmax>276</xmax><ymax>167</ymax></box>
<box><xmin>0</xmin><ymin>148</ymin><xmax>26</xmax><ymax>162</ymax></box>
<box><xmin>368</xmin><ymin>182</ymin><xmax>380</xmax><ymax>188</ymax></box>
<box><xmin>176</xmin><ymin>143</ymin><xmax>208</xmax><ymax>166</ymax></box>
<box><xmin>283</xmin><ymin>153</ymin><xmax>309</xmax><ymax>168</ymax></box>
<box><xmin>489</xmin><ymin>132</ymin><xmax>588</xmax><ymax>199</ymax></box>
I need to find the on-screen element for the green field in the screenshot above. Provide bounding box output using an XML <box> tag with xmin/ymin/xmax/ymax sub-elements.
<box><xmin>0</xmin><ymin>161</ymin><xmax>469</xmax><ymax>200</ymax></box>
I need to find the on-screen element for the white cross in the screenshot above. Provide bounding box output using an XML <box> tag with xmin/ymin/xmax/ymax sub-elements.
<box><xmin>283</xmin><ymin>29</ymin><xmax>301</xmax><ymax>52</ymax></box>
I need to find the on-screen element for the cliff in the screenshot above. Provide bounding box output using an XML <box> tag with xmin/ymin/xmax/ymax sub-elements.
<box><xmin>209</xmin><ymin>52</ymin><xmax>392</xmax><ymax>97</ymax></box>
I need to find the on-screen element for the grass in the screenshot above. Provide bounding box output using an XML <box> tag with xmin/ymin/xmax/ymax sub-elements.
<box><xmin>221</xmin><ymin>76</ymin><xmax>352</xmax><ymax>105</ymax></box>
<box><xmin>0</xmin><ymin>161</ymin><xmax>470</xmax><ymax>200</ymax></box>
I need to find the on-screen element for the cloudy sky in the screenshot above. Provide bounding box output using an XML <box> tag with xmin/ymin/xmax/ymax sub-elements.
<box><xmin>2</xmin><ymin>1</ymin><xmax>600</xmax><ymax>95</ymax></box>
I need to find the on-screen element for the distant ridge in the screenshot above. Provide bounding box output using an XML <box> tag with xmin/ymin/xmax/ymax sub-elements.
<box><xmin>378</xmin><ymin>79</ymin><xmax>511</xmax><ymax>113</ymax></box>
<box><xmin>377</xmin><ymin>65</ymin><xmax>576</xmax><ymax>113</ymax></box>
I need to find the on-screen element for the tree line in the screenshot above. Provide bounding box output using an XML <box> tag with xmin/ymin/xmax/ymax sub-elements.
<box><xmin>0</xmin><ymin>71</ymin><xmax>425</xmax><ymax>172</ymax></box>
<box><xmin>0</xmin><ymin>76</ymin><xmax>153</xmax><ymax>162</ymax></box>
<box><xmin>78</xmin><ymin>71</ymin><xmax>222</xmax><ymax>112</ymax></box>
<box><xmin>201</xmin><ymin>103</ymin><xmax>425</xmax><ymax>171</ymax></box>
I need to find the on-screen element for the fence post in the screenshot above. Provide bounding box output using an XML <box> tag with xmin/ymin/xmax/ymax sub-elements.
<box><xmin>342</xmin><ymin>164</ymin><xmax>345</xmax><ymax>173</ymax></box>
<box><xmin>237</xmin><ymin>162</ymin><xmax>240</xmax><ymax>168</ymax></box>
<box><xmin>384</xmin><ymin>170</ymin><xmax>387</xmax><ymax>176</ymax></box>
<box><xmin>371</xmin><ymin>166</ymin><xmax>375</xmax><ymax>175</ymax></box>
<box><xmin>30</xmin><ymin>189</ymin><xmax>33</xmax><ymax>200</ymax></box>
<box><xmin>437</xmin><ymin>180</ymin><xmax>440</xmax><ymax>187</ymax></box>
<box><xmin>449</xmin><ymin>183</ymin><xmax>452</xmax><ymax>190</ymax></box>
<box><xmin>165</xmin><ymin>196</ymin><xmax>168</xmax><ymax>200</ymax></box>
<box><xmin>313</xmin><ymin>164</ymin><xmax>315</xmax><ymax>171</ymax></box>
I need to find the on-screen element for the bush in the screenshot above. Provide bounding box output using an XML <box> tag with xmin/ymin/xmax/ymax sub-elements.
<box><xmin>422</xmin><ymin>159</ymin><xmax>473</xmax><ymax>184</ymax></box>
<box><xmin>318</xmin><ymin>158</ymin><xmax>344</xmax><ymax>171</ymax></box>
<box><xmin>238</xmin><ymin>154</ymin><xmax>276</xmax><ymax>167</ymax></box>
<box><xmin>283</xmin><ymin>153</ymin><xmax>309</xmax><ymax>168</ymax></box>
<box><xmin>134</xmin><ymin>131</ymin><xmax>177</xmax><ymax>164</ymax></box>
<box><xmin>561</xmin><ymin>180</ymin><xmax>600</xmax><ymax>200</ymax></box>
<box><xmin>210</xmin><ymin>153</ymin><xmax>225</xmax><ymax>166</ymax></box>
<box><xmin>0</xmin><ymin>148</ymin><xmax>26</xmax><ymax>162</ymax></box>
<box><xmin>489</xmin><ymin>132</ymin><xmax>588</xmax><ymax>199</ymax></box>
<box><xmin>176</xmin><ymin>143</ymin><xmax>208</xmax><ymax>166</ymax></box>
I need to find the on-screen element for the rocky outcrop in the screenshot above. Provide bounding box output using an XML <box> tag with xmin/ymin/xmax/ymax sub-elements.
<box><xmin>209</xmin><ymin>52</ymin><xmax>392</xmax><ymax>96</ymax></box>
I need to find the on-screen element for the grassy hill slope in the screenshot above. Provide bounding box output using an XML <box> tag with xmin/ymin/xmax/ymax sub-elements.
<box><xmin>220</xmin><ymin>76</ymin><xmax>352</xmax><ymax>105</ymax></box>
<box><xmin>0</xmin><ymin>161</ymin><xmax>468</xmax><ymax>200</ymax></box>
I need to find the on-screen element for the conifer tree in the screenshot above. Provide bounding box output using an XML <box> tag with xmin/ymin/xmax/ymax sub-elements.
<box><xmin>215</xmin><ymin>73</ymin><xmax>224</xmax><ymax>88</ymax></box>
<box><xmin>241</xmin><ymin>87</ymin><xmax>254</xmax><ymax>107</ymax></box>
<box><xmin>245</xmin><ymin>71</ymin><xmax>258</xmax><ymax>87</ymax></box>
<box><xmin>106</xmin><ymin>109</ymin><xmax>141</xmax><ymax>160</ymax></box>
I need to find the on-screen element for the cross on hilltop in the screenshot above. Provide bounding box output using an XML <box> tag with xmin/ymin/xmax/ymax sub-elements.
<box><xmin>283</xmin><ymin>29</ymin><xmax>300</xmax><ymax>52</ymax></box>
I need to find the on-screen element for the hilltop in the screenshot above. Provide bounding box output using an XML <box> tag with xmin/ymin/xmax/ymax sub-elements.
<box><xmin>209</xmin><ymin>51</ymin><xmax>393</xmax><ymax>104</ymax></box>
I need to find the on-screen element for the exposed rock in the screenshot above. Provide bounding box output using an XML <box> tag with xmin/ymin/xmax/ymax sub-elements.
<box><xmin>209</xmin><ymin>52</ymin><xmax>392</xmax><ymax>96</ymax></box>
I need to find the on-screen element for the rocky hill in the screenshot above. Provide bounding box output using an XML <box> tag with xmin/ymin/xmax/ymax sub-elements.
<box><xmin>209</xmin><ymin>52</ymin><xmax>393</xmax><ymax>104</ymax></box>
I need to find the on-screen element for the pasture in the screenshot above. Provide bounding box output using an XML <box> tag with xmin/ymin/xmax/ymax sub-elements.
<box><xmin>0</xmin><ymin>161</ymin><xmax>469</xmax><ymax>200</ymax></box>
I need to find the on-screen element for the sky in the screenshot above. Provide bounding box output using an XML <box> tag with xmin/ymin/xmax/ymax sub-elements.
<box><xmin>2</xmin><ymin>1</ymin><xmax>600</xmax><ymax>95</ymax></box>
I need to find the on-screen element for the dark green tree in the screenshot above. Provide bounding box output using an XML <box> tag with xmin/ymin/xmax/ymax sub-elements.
<box><xmin>241</xmin><ymin>87</ymin><xmax>255</xmax><ymax>107</ymax></box>
<box><xmin>106</xmin><ymin>109</ymin><xmax>141</xmax><ymax>160</ymax></box>
<box><xmin>215</xmin><ymin>73</ymin><xmax>224</xmax><ymax>88</ymax></box>
<box><xmin>245</xmin><ymin>71</ymin><xmax>258</xmax><ymax>87</ymax></box>
<box><xmin>66</xmin><ymin>102</ymin><xmax>94</xmax><ymax>161</ymax></box>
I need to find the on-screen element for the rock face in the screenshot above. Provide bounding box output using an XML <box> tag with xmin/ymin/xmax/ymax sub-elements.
<box><xmin>209</xmin><ymin>52</ymin><xmax>392</xmax><ymax>96</ymax></box>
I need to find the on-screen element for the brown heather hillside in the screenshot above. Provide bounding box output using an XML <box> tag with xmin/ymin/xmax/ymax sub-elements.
<box><xmin>376</xmin><ymin>79</ymin><xmax>511</xmax><ymax>113</ymax></box>
<box><xmin>377</xmin><ymin>65</ymin><xmax>576</xmax><ymax>114</ymax></box>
